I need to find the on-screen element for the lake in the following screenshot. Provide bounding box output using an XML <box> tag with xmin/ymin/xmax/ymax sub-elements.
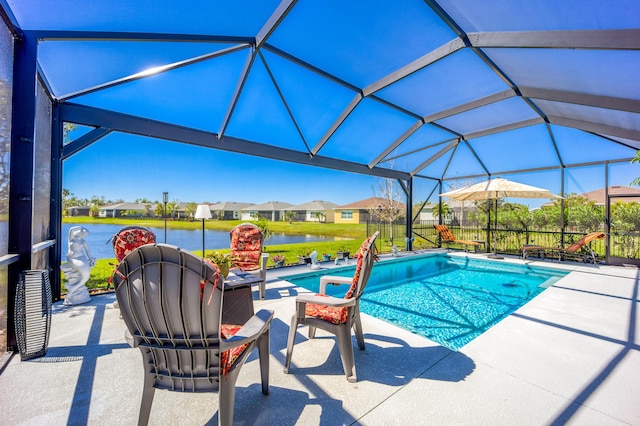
<box><xmin>62</xmin><ymin>223</ymin><xmax>339</xmax><ymax>260</ymax></box>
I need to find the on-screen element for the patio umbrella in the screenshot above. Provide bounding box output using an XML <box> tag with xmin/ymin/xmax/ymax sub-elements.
<box><xmin>440</xmin><ymin>178</ymin><xmax>562</xmax><ymax>258</ymax></box>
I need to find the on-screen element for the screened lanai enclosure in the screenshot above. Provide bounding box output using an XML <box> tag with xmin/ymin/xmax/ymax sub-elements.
<box><xmin>0</xmin><ymin>1</ymin><xmax>639</xmax><ymax>354</ymax></box>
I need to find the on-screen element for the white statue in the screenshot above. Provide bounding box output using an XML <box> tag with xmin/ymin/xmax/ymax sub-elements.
<box><xmin>61</xmin><ymin>226</ymin><xmax>95</xmax><ymax>305</ymax></box>
<box><xmin>308</xmin><ymin>251</ymin><xmax>321</xmax><ymax>270</ymax></box>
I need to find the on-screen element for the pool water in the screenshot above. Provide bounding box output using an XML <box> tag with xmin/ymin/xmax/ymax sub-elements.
<box><xmin>282</xmin><ymin>254</ymin><xmax>568</xmax><ymax>351</ymax></box>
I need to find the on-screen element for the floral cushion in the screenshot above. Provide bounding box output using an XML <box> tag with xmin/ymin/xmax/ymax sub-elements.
<box><xmin>230</xmin><ymin>224</ymin><xmax>263</xmax><ymax>271</ymax></box>
<box><xmin>305</xmin><ymin>297</ymin><xmax>349</xmax><ymax>325</ymax></box>
<box><xmin>112</xmin><ymin>226</ymin><xmax>156</xmax><ymax>261</ymax></box>
<box><xmin>220</xmin><ymin>324</ymin><xmax>249</xmax><ymax>374</ymax></box>
<box><xmin>305</xmin><ymin>237</ymin><xmax>374</xmax><ymax>325</ymax></box>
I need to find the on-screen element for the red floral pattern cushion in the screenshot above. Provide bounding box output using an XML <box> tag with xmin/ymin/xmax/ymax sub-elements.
<box><xmin>345</xmin><ymin>237</ymin><xmax>370</xmax><ymax>298</ymax></box>
<box><xmin>305</xmin><ymin>296</ymin><xmax>349</xmax><ymax>325</ymax></box>
<box><xmin>220</xmin><ymin>324</ymin><xmax>249</xmax><ymax>374</ymax></box>
<box><xmin>230</xmin><ymin>224</ymin><xmax>263</xmax><ymax>271</ymax></box>
<box><xmin>305</xmin><ymin>237</ymin><xmax>373</xmax><ymax>325</ymax></box>
<box><xmin>112</xmin><ymin>227</ymin><xmax>156</xmax><ymax>261</ymax></box>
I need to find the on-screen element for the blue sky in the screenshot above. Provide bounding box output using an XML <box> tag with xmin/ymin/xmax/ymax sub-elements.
<box><xmin>63</xmin><ymin>129</ymin><xmax>639</xmax><ymax>209</ymax></box>
<box><xmin>63</xmin><ymin>132</ymin><xmax>385</xmax><ymax>206</ymax></box>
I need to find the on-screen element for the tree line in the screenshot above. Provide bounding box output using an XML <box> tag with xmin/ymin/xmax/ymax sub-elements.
<box><xmin>436</xmin><ymin>193</ymin><xmax>640</xmax><ymax>233</ymax></box>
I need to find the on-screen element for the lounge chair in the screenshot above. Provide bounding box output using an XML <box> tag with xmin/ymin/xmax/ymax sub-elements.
<box><xmin>111</xmin><ymin>243</ymin><xmax>273</xmax><ymax>426</ymax></box>
<box><xmin>284</xmin><ymin>232</ymin><xmax>379</xmax><ymax>382</ymax></box>
<box><xmin>522</xmin><ymin>231</ymin><xmax>605</xmax><ymax>264</ymax></box>
<box><xmin>434</xmin><ymin>224</ymin><xmax>483</xmax><ymax>252</ymax></box>
<box><xmin>229</xmin><ymin>223</ymin><xmax>269</xmax><ymax>299</ymax></box>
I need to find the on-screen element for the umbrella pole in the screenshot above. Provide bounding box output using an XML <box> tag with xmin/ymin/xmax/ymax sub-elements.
<box><xmin>488</xmin><ymin>198</ymin><xmax>503</xmax><ymax>259</ymax></box>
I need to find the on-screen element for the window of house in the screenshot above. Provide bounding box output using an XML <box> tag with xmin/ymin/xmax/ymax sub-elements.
<box><xmin>341</xmin><ymin>210</ymin><xmax>353</xmax><ymax>219</ymax></box>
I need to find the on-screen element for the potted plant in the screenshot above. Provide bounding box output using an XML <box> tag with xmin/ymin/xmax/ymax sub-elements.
<box><xmin>205</xmin><ymin>251</ymin><xmax>233</xmax><ymax>278</ymax></box>
<box><xmin>272</xmin><ymin>254</ymin><xmax>285</xmax><ymax>268</ymax></box>
<box><xmin>336</xmin><ymin>246</ymin><xmax>350</xmax><ymax>260</ymax></box>
<box><xmin>322</xmin><ymin>253</ymin><xmax>332</xmax><ymax>262</ymax></box>
<box><xmin>297</xmin><ymin>248</ymin><xmax>312</xmax><ymax>264</ymax></box>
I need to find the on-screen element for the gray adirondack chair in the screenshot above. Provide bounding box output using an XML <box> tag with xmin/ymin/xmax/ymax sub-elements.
<box><xmin>112</xmin><ymin>243</ymin><xmax>273</xmax><ymax>426</ymax></box>
<box><xmin>284</xmin><ymin>232</ymin><xmax>379</xmax><ymax>382</ymax></box>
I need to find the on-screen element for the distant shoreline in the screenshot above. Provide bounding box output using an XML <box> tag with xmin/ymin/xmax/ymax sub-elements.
<box><xmin>62</xmin><ymin>216</ymin><xmax>367</xmax><ymax>239</ymax></box>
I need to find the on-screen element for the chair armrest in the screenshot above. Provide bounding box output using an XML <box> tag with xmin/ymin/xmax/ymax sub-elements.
<box><xmin>259</xmin><ymin>253</ymin><xmax>269</xmax><ymax>281</ymax></box>
<box><xmin>319</xmin><ymin>275</ymin><xmax>352</xmax><ymax>294</ymax></box>
<box><xmin>295</xmin><ymin>293</ymin><xmax>356</xmax><ymax>308</ymax></box>
<box><xmin>220</xmin><ymin>309</ymin><xmax>274</xmax><ymax>351</ymax></box>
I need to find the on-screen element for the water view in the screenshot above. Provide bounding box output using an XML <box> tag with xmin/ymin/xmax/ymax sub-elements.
<box><xmin>62</xmin><ymin>223</ymin><xmax>338</xmax><ymax>259</ymax></box>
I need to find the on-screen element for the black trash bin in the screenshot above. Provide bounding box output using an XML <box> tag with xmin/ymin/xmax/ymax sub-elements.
<box><xmin>14</xmin><ymin>270</ymin><xmax>52</xmax><ymax>360</ymax></box>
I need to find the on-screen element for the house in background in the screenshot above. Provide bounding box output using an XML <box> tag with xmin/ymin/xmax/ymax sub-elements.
<box><xmin>67</xmin><ymin>205</ymin><xmax>91</xmax><ymax>217</ymax></box>
<box><xmin>99</xmin><ymin>202</ymin><xmax>156</xmax><ymax>218</ymax></box>
<box><xmin>579</xmin><ymin>186</ymin><xmax>640</xmax><ymax>205</ymax></box>
<box><xmin>241</xmin><ymin>201</ymin><xmax>292</xmax><ymax>221</ymax></box>
<box><xmin>285</xmin><ymin>200</ymin><xmax>339</xmax><ymax>222</ymax></box>
<box><xmin>334</xmin><ymin>197</ymin><xmax>406</xmax><ymax>224</ymax></box>
<box><xmin>417</xmin><ymin>202</ymin><xmax>440</xmax><ymax>222</ymax></box>
<box><xmin>208</xmin><ymin>201</ymin><xmax>255</xmax><ymax>220</ymax></box>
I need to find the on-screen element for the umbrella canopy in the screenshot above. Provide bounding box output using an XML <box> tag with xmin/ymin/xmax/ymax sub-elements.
<box><xmin>440</xmin><ymin>178</ymin><xmax>562</xmax><ymax>201</ymax></box>
<box><xmin>439</xmin><ymin>178</ymin><xmax>562</xmax><ymax>259</ymax></box>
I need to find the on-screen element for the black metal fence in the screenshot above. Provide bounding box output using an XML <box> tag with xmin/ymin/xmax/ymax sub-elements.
<box><xmin>368</xmin><ymin>220</ymin><xmax>640</xmax><ymax>264</ymax></box>
<box><xmin>365</xmin><ymin>221</ymin><xmax>408</xmax><ymax>251</ymax></box>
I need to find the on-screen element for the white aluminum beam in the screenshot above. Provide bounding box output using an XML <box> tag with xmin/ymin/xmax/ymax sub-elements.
<box><xmin>311</xmin><ymin>93</ymin><xmax>363</xmax><ymax>155</ymax></box>
<box><xmin>521</xmin><ymin>87</ymin><xmax>640</xmax><ymax>114</ymax></box>
<box><xmin>423</xmin><ymin>89</ymin><xmax>515</xmax><ymax>123</ymax></box>
<box><xmin>469</xmin><ymin>29</ymin><xmax>640</xmax><ymax>50</ymax></box>
<box><xmin>363</xmin><ymin>37</ymin><xmax>466</xmax><ymax>96</ymax></box>
<box><xmin>58</xmin><ymin>44</ymin><xmax>249</xmax><ymax>101</ymax></box>
<box><xmin>410</xmin><ymin>139</ymin><xmax>458</xmax><ymax>176</ymax></box>
<box><xmin>548</xmin><ymin>116</ymin><xmax>640</xmax><ymax>141</ymax></box>
<box><xmin>464</xmin><ymin>117</ymin><xmax>544</xmax><ymax>140</ymax></box>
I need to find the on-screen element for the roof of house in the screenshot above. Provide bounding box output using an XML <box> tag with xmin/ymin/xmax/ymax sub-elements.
<box><xmin>579</xmin><ymin>186</ymin><xmax>640</xmax><ymax>205</ymax></box>
<box><xmin>241</xmin><ymin>201</ymin><xmax>293</xmax><ymax>211</ymax></box>
<box><xmin>100</xmin><ymin>202</ymin><xmax>151</xmax><ymax>210</ymax></box>
<box><xmin>286</xmin><ymin>200</ymin><xmax>339</xmax><ymax>211</ymax></box>
<box><xmin>208</xmin><ymin>201</ymin><xmax>255</xmax><ymax>211</ymax></box>
<box><xmin>337</xmin><ymin>197</ymin><xmax>406</xmax><ymax>209</ymax></box>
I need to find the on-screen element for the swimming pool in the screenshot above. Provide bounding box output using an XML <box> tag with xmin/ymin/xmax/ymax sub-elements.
<box><xmin>282</xmin><ymin>254</ymin><xmax>568</xmax><ymax>351</ymax></box>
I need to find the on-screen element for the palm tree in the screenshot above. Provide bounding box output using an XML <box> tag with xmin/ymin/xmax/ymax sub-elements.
<box><xmin>184</xmin><ymin>202</ymin><xmax>198</xmax><ymax>219</ymax></box>
<box><xmin>284</xmin><ymin>211</ymin><xmax>296</xmax><ymax>224</ymax></box>
<box><xmin>431</xmin><ymin>203</ymin><xmax>451</xmax><ymax>221</ymax></box>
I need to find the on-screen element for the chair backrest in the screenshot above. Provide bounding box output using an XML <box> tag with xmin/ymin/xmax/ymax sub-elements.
<box><xmin>565</xmin><ymin>232</ymin><xmax>606</xmax><ymax>253</ymax></box>
<box><xmin>229</xmin><ymin>223</ymin><xmax>263</xmax><ymax>271</ymax></box>
<box><xmin>345</xmin><ymin>231</ymin><xmax>379</xmax><ymax>300</ymax></box>
<box><xmin>434</xmin><ymin>224</ymin><xmax>455</xmax><ymax>241</ymax></box>
<box><xmin>112</xmin><ymin>244</ymin><xmax>224</xmax><ymax>392</ymax></box>
<box><xmin>110</xmin><ymin>226</ymin><xmax>156</xmax><ymax>262</ymax></box>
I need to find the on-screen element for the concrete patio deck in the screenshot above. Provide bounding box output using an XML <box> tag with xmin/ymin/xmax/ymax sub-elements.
<box><xmin>1</xmin><ymin>251</ymin><xmax>638</xmax><ymax>425</ymax></box>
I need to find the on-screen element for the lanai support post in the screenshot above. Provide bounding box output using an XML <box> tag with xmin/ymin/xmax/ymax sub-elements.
<box><xmin>405</xmin><ymin>177</ymin><xmax>413</xmax><ymax>252</ymax></box>
<box><xmin>50</xmin><ymin>104</ymin><xmax>63</xmax><ymax>300</ymax></box>
<box><xmin>7</xmin><ymin>32</ymin><xmax>38</xmax><ymax>350</ymax></box>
